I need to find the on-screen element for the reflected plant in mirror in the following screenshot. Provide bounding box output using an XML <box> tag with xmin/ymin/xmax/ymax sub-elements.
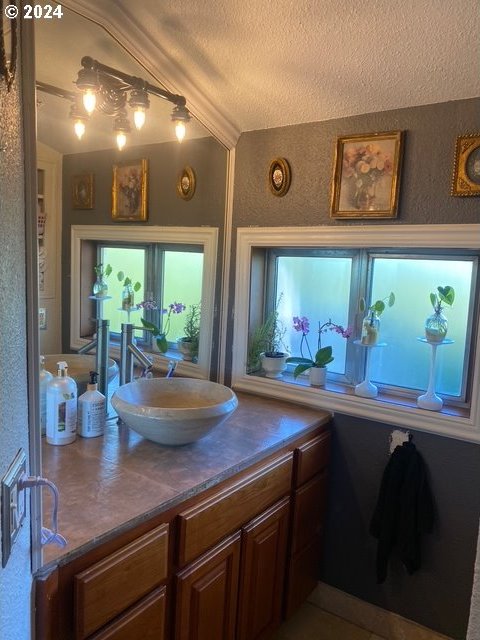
<box><xmin>140</xmin><ymin>300</ymin><xmax>185</xmax><ymax>354</ymax></box>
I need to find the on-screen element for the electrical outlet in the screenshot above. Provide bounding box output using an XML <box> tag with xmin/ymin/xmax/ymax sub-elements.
<box><xmin>1</xmin><ymin>449</ymin><xmax>27</xmax><ymax>568</ymax></box>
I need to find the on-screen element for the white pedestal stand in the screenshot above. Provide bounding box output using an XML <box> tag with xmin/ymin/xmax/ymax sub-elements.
<box><xmin>89</xmin><ymin>295</ymin><xmax>111</xmax><ymax>320</ymax></box>
<box><xmin>354</xmin><ymin>340</ymin><xmax>387</xmax><ymax>398</ymax></box>
<box><xmin>416</xmin><ymin>338</ymin><xmax>453</xmax><ymax>411</ymax></box>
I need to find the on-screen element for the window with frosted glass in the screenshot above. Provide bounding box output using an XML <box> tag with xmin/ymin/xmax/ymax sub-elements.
<box><xmin>100</xmin><ymin>246</ymin><xmax>146</xmax><ymax>336</ymax></box>
<box><xmin>368</xmin><ymin>255</ymin><xmax>476</xmax><ymax>400</ymax></box>
<box><xmin>276</xmin><ymin>255</ymin><xmax>353</xmax><ymax>376</ymax></box>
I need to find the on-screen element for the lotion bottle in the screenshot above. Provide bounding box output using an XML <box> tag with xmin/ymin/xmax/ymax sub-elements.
<box><xmin>78</xmin><ymin>371</ymin><xmax>106</xmax><ymax>438</ymax></box>
<box><xmin>39</xmin><ymin>356</ymin><xmax>53</xmax><ymax>436</ymax></box>
<box><xmin>46</xmin><ymin>361</ymin><xmax>77</xmax><ymax>446</ymax></box>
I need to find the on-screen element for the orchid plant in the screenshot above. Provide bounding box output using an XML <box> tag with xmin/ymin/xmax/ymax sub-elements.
<box><xmin>286</xmin><ymin>316</ymin><xmax>352</xmax><ymax>379</ymax></box>
<box><xmin>139</xmin><ymin>299</ymin><xmax>186</xmax><ymax>353</ymax></box>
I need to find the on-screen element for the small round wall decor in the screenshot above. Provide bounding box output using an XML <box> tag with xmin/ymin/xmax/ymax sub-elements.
<box><xmin>176</xmin><ymin>166</ymin><xmax>196</xmax><ymax>200</ymax></box>
<box><xmin>269</xmin><ymin>157</ymin><xmax>291</xmax><ymax>197</ymax></box>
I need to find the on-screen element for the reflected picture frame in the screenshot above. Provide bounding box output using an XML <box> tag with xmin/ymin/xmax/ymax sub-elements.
<box><xmin>330</xmin><ymin>130</ymin><xmax>404</xmax><ymax>219</ymax></box>
<box><xmin>451</xmin><ymin>134</ymin><xmax>480</xmax><ymax>196</ymax></box>
<box><xmin>269</xmin><ymin>157</ymin><xmax>291</xmax><ymax>197</ymax></box>
<box><xmin>72</xmin><ymin>173</ymin><xmax>94</xmax><ymax>209</ymax></box>
<box><xmin>176</xmin><ymin>166</ymin><xmax>196</xmax><ymax>200</ymax></box>
<box><xmin>112</xmin><ymin>158</ymin><xmax>148</xmax><ymax>221</ymax></box>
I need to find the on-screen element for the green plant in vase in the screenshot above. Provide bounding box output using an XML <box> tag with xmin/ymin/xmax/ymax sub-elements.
<box><xmin>359</xmin><ymin>292</ymin><xmax>395</xmax><ymax>345</ymax></box>
<box><xmin>117</xmin><ymin>271</ymin><xmax>141</xmax><ymax>310</ymax></box>
<box><xmin>425</xmin><ymin>285</ymin><xmax>454</xmax><ymax>343</ymax></box>
<box><xmin>140</xmin><ymin>300</ymin><xmax>185</xmax><ymax>353</ymax></box>
<box><xmin>247</xmin><ymin>294</ymin><xmax>287</xmax><ymax>377</ymax></box>
<box><xmin>92</xmin><ymin>262</ymin><xmax>112</xmax><ymax>297</ymax></box>
<box><xmin>177</xmin><ymin>303</ymin><xmax>201</xmax><ymax>361</ymax></box>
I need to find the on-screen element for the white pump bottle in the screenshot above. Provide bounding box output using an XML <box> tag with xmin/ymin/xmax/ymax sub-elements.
<box><xmin>46</xmin><ymin>361</ymin><xmax>77</xmax><ymax>446</ymax></box>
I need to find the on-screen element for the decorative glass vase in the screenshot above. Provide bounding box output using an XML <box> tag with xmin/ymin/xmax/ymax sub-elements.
<box><xmin>121</xmin><ymin>283</ymin><xmax>135</xmax><ymax>310</ymax></box>
<box><xmin>361</xmin><ymin>311</ymin><xmax>380</xmax><ymax>345</ymax></box>
<box><xmin>92</xmin><ymin>277</ymin><xmax>108</xmax><ymax>297</ymax></box>
<box><xmin>425</xmin><ymin>309</ymin><xmax>448</xmax><ymax>343</ymax></box>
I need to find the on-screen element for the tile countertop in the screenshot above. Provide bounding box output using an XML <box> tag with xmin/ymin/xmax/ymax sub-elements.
<box><xmin>39</xmin><ymin>391</ymin><xmax>331</xmax><ymax>572</ymax></box>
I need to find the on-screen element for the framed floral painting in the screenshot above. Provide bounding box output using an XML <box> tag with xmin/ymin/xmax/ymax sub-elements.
<box><xmin>112</xmin><ymin>159</ymin><xmax>148</xmax><ymax>221</ymax></box>
<box><xmin>72</xmin><ymin>173</ymin><xmax>94</xmax><ymax>209</ymax></box>
<box><xmin>451</xmin><ymin>134</ymin><xmax>480</xmax><ymax>196</ymax></box>
<box><xmin>330</xmin><ymin>131</ymin><xmax>404</xmax><ymax>219</ymax></box>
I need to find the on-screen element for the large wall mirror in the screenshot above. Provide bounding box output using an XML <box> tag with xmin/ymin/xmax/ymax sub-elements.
<box><xmin>35</xmin><ymin>4</ymin><xmax>228</xmax><ymax>383</ymax></box>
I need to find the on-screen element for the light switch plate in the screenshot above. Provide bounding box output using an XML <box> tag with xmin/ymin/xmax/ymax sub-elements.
<box><xmin>1</xmin><ymin>449</ymin><xmax>27</xmax><ymax>567</ymax></box>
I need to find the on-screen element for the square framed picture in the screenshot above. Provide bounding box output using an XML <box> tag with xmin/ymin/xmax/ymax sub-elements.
<box><xmin>330</xmin><ymin>131</ymin><xmax>404</xmax><ymax>219</ymax></box>
<box><xmin>112</xmin><ymin>159</ymin><xmax>148</xmax><ymax>221</ymax></box>
<box><xmin>451</xmin><ymin>134</ymin><xmax>480</xmax><ymax>196</ymax></box>
<box><xmin>72</xmin><ymin>173</ymin><xmax>94</xmax><ymax>209</ymax></box>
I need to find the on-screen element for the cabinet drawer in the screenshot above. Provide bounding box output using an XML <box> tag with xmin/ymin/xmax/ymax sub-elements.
<box><xmin>88</xmin><ymin>586</ymin><xmax>166</xmax><ymax>640</ymax></box>
<box><xmin>75</xmin><ymin>524</ymin><xmax>169</xmax><ymax>639</ymax></box>
<box><xmin>177</xmin><ymin>452</ymin><xmax>293</xmax><ymax>566</ymax></box>
<box><xmin>291</xmin><ymin>471</ymin><xmax>327</xmax><ymax>555</ymax></box>
<box><xmin>294</xmin><ymin>431</ymin><xmax>330</xmax><ymax>487</ymax></box>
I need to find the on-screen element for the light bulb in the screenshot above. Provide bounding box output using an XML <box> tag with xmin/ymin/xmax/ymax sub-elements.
<box><xmin>83</xmin><ymin>89</ymin><xmax>96</xmax><ymax>114</ymax></box>
<box><xmin>116</xmin><ymin>131</ymin><xmax>127</xmax><ymax>151</ymax></box>
<box><xmin>133</xmin><ymin>107</ymin><xmax>146</xmax><ymax>130</ymax></box>
<box><xmin>74</xmin><ymin>120</ymin><xmax>86</xmax><ymax>140</ymax></box>
<box><xmin>175</xmin><ymin>120</ymin><xmax>186</xmax><ymax>143</ymax></box>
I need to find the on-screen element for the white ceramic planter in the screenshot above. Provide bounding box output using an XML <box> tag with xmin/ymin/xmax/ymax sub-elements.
<box><xmin>309</xmin><ymin>366</ymin><xmax>326</xmax><ymax>387</ymax></box>
<box><xmin>261</xmin><ymin>353</ymin><xmax>287</xmax><ymax>378</ymax></box>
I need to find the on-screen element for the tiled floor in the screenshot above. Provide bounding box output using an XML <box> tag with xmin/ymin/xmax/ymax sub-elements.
<box><xmin>273</xmin><ymin>602</ymin><xmax>386</xmax><ymax>640</ymax></box>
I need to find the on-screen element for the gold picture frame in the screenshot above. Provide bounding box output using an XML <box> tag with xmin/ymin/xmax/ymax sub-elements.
<box><xmin>176</xmin><ymin>166</ymin><xmax>196</xmax><ymax>200</ymax></box>
<box><xmin>112</xmin><ymin>159</ymin><xmax>148</xmax><ymax>221</ymax></box>
<box><xmin>451</xmin><ymin>134</ymin><xmax>480</xmax><ymax>196</ymax></box>
<box><xmin>330</xmin><ymin>131</ymin><xmax>404</xmax><ymax>219</ymax></box>
<box><xmin>269</xmin><ymin>157</ymin><xmax>291</xmax><ymax>197</ymax></box>
<box><xmin>72</xmin><ymin>173</ymin><xmax>94</xmax><ymax>209</ymax></box>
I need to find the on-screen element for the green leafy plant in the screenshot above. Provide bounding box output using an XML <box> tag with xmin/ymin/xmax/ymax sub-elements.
<box><xmin>247</xmin><ymin>295</ymin><xmax>286</xmax><ymax>372</ymax></box>
<box><xmin>430</xmin><ymin>285</ymin><xmax>455</xmax><ymax>312</ymax></box>
<box><xmin>178</xmin><ymin>303</ymin><xmax>201</xmax><ymax>359</ymax></box>
<box><xmin>359</xmin><ymin>291</ymin><xmax>395</xmax><ymax>315</ymax></box>
<box><xmin>139</xmin><ymin>301</ymin><xmax>185</xmax><ymax>353</ymax></box>
<box><xmin>94</xmin><ymin>263</ymin><xmax>112</xmax><ymax>279</ymax></box>
<box><xmin>286</xmin><ymin>316</ymin><xmax>352</xmax><ymax>378</ymax></box>
<box><xmin>117</xmin><ymin>271</ymin><xmax>141</xmax><ymax>292</ymax></box>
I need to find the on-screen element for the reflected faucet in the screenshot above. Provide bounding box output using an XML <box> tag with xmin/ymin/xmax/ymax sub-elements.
<box><xmin>119</xmin><ymin>322</ymin><xmax>153</xmax><ymax>385</ymax></box>
<box><xmin>77</xmin><ymin>318</ymin><xmax>110</xmax><ymax>402</ymax></box>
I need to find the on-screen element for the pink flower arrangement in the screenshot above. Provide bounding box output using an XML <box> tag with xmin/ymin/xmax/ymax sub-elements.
<box><xmin>342</xmin><ymin>143</ymin><xmax>393</xmax><ymax>207</ymax></box>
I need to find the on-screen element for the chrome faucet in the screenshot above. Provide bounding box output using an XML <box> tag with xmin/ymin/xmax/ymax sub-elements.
<box><xmin>77</xmin><ymin>318</ymin><xmax>110</xmax><ymax>402</ymax></box>
<box><xmin>119</xmin><ymin>322</ymin><xmax>153</xmax><ymax>385</ymax></box>
<box><xmin>166</xmin><ymin>360</ymin><xmax>177</xmax><ymax>378</ymax></box>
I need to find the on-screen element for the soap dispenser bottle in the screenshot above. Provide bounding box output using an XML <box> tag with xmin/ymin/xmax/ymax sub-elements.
<box><xmin>78</xmin><ymin>371</ymin><xmax>106</xmax><ymax>438</ymax></box>
<box><xmin>39</xmin><ymin>356</ymin><xmax>53</xmax><ymax>436</ymax></box>
<box><xmin>46</xmin><ymin>361</ymin><xmax>77</xmax><ymax>446</ymax></box>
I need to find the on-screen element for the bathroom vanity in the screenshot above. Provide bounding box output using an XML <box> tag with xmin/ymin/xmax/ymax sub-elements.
<box><xmin>34</xmin><ymin>392</ymin><xmax>331</xmax><ymax>640</ymax></box>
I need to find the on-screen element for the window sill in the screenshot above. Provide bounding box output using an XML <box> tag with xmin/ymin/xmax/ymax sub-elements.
<box><xmin>232</xmin><ymin>372</ymin><xmax>479</xmax><ymax>443</ymax></box>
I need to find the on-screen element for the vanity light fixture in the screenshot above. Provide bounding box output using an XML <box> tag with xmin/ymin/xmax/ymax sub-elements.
<box><xmin>74</xmin><ymin>56</ymin><xmax>191</xmax><ymax>148</ymax></box>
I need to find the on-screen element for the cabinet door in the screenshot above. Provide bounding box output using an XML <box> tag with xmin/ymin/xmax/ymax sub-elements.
<box><xmin>88</xmin><ymin>586</ymin><xmax>166</xmax><ymax>640</ymax></box>
<box><xmin>175</xmin><ymin>532</ymin><xmax>241</xmax><ymax>640</ymax></box>
<box><xmin>237</xmin><ymin>498</ymin><xmax>290</xmax><ymax>640</ymax></box>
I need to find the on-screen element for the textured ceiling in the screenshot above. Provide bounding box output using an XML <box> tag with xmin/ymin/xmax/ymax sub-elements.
<box><xmin>110</xmin><ymin>0</ymin><xmax>480</xmax><ymax>135</ymax></box>
<box><xmin>40</xmin><ymin>0</ymin><xmax>480</xmax><ymax>150</ymax></box>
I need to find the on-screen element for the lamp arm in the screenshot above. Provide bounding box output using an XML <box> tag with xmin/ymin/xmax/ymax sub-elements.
<box><xmin>80</xmin><ymin>56</ymin><xmax>187</xmax><ymax>107</ymax></box>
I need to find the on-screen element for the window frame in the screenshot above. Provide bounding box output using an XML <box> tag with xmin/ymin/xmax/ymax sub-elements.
<box><xmin>71</xmin><ymin>225</ymin><xmax>218</xmax><ymax>379</ymax></box>
<box><xmin>232</xmin><ymin>224</ymin><xmax>480</xmax><ymax>443</ymax></box>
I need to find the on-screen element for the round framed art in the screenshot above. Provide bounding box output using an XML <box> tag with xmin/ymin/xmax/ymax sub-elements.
<box><xmin>268</xmin><ymin>157</ymin><xmax>291</xmax><ymax>197</ymax></box>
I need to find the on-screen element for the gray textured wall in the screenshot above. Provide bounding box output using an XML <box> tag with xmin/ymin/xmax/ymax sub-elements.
<box><xmin>61</xmin><ymin>136</ymin><xmax>227</xmax><ymax>376</ymax></box>
<box><xmin>230</xmin><ymin>97</ymin><xmax>480</xmax><ymax>639</ymax></box>
<box><xmin>0</xmin><ymin>37</ymin><xmax>33</xmax><ymax>640</ymax></box>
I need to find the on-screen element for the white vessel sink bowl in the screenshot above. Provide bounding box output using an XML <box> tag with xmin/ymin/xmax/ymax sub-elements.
<box><xmin>111</xmin><ymin>378</ymin><xmax>238</xmax><ymax>446</ymax></box>
<box><xmin>43</xmin><ymin>354</ymin><xmax>118</xmax><ymax>395</ymax></box>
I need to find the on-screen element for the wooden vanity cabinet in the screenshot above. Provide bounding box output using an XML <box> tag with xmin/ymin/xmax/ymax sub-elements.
<box><xmin>284</xmin><ymin>431</ymin><xmax>330</xmax><ymax>617</ymax></box>
<box><xmin>35</xmin><ymin>425</ymin><xmax>330</xmax><ymax>640</ymax></box>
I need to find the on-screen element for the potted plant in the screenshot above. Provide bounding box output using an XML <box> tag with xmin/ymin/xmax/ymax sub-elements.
<box><xmin>286</xmin><ymin>316</ymin><xmax>352</xmax><ymax>387</ymax></box>
<box><xmin>177</xmin><ymin>303</ymin><xmax>201</xmax><ymax>362</ymax></box>
<box><xmin>247</xmin><ymin>296</ymin><xmax>287</xmax><ymax>378</ymax></box>
<box><xmin>117</xmin><ymin>271</ymin><xmax>142</xmax><ymax>310</ymax></box>
<box><xmin>359</xmin><ymin>292</ymin><xmax>395</xmax><ymax>345</ymax></box>
<box><xmin>139</xmin><ymin>300</ymin><xmax>186</xmax><ymax>353</ymax></box>
<box><xmin>92</xmin><ymin>262</ymin><xmax>112</xmax><ymax>297</ymax></box>
<box><xmin>425</xmin><ymin>285</ymin><xmax>454</xmax><ymax>342</ymax></box>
